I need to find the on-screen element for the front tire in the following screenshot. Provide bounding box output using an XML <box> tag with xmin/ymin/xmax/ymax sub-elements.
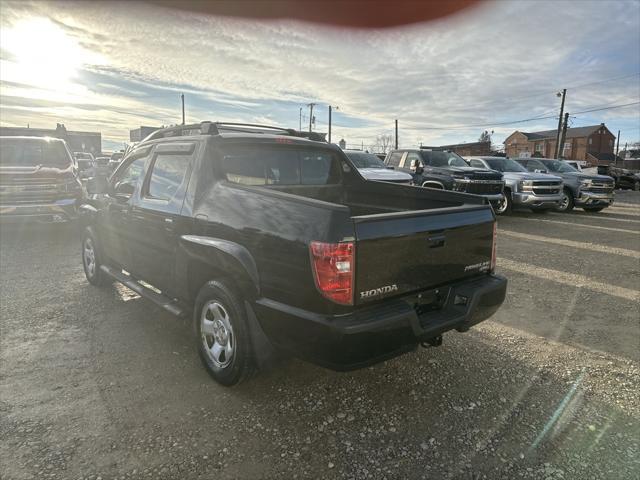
<box><xmin>194</xmin><ymin>280</ymin><xmax>255</xmax><ymax>386</ymax></box>
<box><xmin>494</xmin><ymin>193</ymin><xmax>512</xmax><ymax>215</ymax></box>
<box><xmin>82</xmin><ymin>228</ymin><xmax>109</xmax><ymax>286</ymax></box>
<box><xmin>557</xmin><ymin>188</ymin><xmax>575</xmax><ymax>212</ymax></box>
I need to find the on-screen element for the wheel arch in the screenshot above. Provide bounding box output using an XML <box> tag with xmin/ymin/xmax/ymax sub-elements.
<box><xmin>421</xmin><ymin>180</ymin><xmax>445</xmax><ymax>189</ymax></box>
<box><xmin>177</xmin><ymin>235</ymin><xmax>260</xmax><ymax>303</ymax></box>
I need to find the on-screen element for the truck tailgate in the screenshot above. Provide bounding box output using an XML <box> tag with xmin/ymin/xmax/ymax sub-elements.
<box><xmin>353</xmin><ymin>205</ymin><xmax>495</xmax><ymax>304</ymax></box>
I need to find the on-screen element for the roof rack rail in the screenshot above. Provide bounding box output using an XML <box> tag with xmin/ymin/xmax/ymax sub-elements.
<box><xmin>140</xmin><ymin>121</ymin><xmax>327</xmax><ymax>143</ymax></box>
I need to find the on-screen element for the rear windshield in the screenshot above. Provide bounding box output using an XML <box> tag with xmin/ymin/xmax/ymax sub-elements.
<box><xmin>0</xmin><ymin>138</ymin><xmax>72</xmax><ymax>168</ymax></box>
<box><xmin>345</xmin><ymin>151</ymin><xmax>386</xmax><ymax>169</ymax></box>
<box><xmin>420</xmin><ymin>151</ymin><xmax>467</xmax><ymax>167</ymax></box>
<box><xmin>220</xmin><ymin>145</ymin><xmax>342</xmax><ymax>186</ymax></box>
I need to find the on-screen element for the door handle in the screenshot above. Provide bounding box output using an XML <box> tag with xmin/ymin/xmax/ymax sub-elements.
<box><xmin>164</xmin><ymin>217</ymin><xmax>175</xmax><ymax>232</ymax></box>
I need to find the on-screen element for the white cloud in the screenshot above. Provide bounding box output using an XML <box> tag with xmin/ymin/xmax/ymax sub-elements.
<box><xmin>1</xmin><ymin>0</ymin><xmax>639</xmax><ymax>150</ymax></box>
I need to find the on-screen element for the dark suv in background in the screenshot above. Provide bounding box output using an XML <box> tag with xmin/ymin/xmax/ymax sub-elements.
<box><xmin>385</xmin><ymin>148</ymin><xmax>504</xmax><ymax>208</ymax></box>
<box><xmin>0</xmin><ymin>136</ymin><xmax>83</xmax><ymax>222</ymax></box>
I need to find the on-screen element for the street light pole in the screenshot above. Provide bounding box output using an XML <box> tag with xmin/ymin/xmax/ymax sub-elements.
<box><xmin>181</xmin><ymin>93</ymin><xmax>185</xmax><ymax>125</ymax></box>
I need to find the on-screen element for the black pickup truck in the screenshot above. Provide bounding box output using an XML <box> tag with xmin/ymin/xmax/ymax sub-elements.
<box><xmin>385</xmin><ymin>148</ymin><xmax>505</xmax><ymax>210</ymax></box>
<box><xmin>81</xmin><ymin>122</ymin><xmax>507</xmax><ymax>386</ymax></box>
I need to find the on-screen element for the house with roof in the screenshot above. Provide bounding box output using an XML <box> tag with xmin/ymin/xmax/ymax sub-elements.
<box><xmin>504</xmin><ymin>123</ymin><xmax>615</xmax><ymax>163</ymax></box>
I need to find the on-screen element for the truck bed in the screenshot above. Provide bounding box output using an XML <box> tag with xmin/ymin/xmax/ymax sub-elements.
<box><xmin>266</xmin><ymin>179</ymin><xmax>485</xmax><ymax>216</ymax></box>
<box><xmin>249</xmin><ymin>180</ymin><xmax>495</xmax><ymax>305</ymax></box>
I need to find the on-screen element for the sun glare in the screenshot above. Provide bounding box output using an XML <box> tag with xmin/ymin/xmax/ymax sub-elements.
<box><xmin>0</xmin><ymin>17</ymin><xmax>99</xmax><ymax>93</ymax></box>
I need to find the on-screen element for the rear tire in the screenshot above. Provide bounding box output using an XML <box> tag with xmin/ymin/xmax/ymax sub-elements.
<box><xmin>194</xmin><ymin>280</ymin><xmax>255</xmax><ymax>386</ymax></box>
<box><xmin>82</xmin><ymin>228</ymin><xmax>109</xmax><ymax>287</ymax></box>
<box><xmin>634</xmin><ymin>180</ymin><xmax>640</xmax><ymax>191</ymax></box>
<box><xmin>557</xmin><ymin>188</ymin><xmax>575</xmax><ymax>212</ymax></box>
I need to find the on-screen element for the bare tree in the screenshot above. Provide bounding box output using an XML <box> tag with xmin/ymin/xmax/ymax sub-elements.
<box><xmin>373</xmin><ymin>134</ymin><xmax>393</xmax><ymax>154</ymax></box>
<box><xmin>479</xmin><ymin>130</ymin><xmax>492</xmax><ymax>144</ymax></box>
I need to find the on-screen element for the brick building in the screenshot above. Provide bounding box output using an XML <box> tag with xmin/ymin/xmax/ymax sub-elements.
<box><xmin>504</xmin><ymin>123</ymin><xmax>615</xmax><ymax>162</ymax></box>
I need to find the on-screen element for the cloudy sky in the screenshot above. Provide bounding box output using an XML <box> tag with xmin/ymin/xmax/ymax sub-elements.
<box><xmin>0</xmin><ymin>0</ymin><xmax>639</xmax><ymax>152</ymax></box>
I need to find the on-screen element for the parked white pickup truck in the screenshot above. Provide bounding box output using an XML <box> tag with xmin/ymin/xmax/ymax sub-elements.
<box><xmin>342</xmin><ymin>150</ymin><xmax>413</xmax><ymax>184</ymax></box>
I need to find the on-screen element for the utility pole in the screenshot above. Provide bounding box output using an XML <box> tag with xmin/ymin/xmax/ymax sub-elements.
<box><xmin>181</xmin><ymin>93</ymin><xmax>185</xmax><ymax>125</ymax></box>
<box><xmin>307</xmin><ymin>103</ymin><xmax>316</xmax><ymax>134</ymax></box>
<box><xmin>394</xmin><ymin>119</ymin><xmax>398</xmax><ymax>149</ymax></box>
<box><xmin>327</xmin><ymin>106</ymin><xmax>339</xmax><ymax>144</ymax></box>
<box><xmin>558</xmin><ymin>112</ymin><xmax>569</xmax><ymax>159</ymax></box>
<box><xmin>299</xmin><ymin>107</ymin><xmax>302</xmax><ymax>131</ymax></box>
<box><xmin>554</xmin><ymin>89</ymin><xmax>566</xmax><ymax>158</ymax></box>
<box><xmin>615</xmin><ymin>129</ymin><xmax>621</xmax><ymax>165</ymax></box>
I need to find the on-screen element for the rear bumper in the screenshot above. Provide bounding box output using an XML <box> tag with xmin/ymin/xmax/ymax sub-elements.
<box><xmin>575</xmin><ymin>191</ymin><xmax>614</xmax><ymax>208</ymax></box>
<box><xmin>0</xmin><ymin>198</ymin><xmax>78</xmax><ymax>223</ymax></box>
<box><xmin>513</xmin><ymin>192</ymin><xmax>562</xmax><ymax>208</ymax></box>
<box><xmin>253</xmin><ymin>274</ymin><xmax>507</xmax><ymax>371</ymax></box>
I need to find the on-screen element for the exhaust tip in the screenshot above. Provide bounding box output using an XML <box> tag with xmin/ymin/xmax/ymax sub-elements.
<box><xmin>421</xmin><ymin>335</ymin><xmax>443</xmax><ymax>348</ymax></box>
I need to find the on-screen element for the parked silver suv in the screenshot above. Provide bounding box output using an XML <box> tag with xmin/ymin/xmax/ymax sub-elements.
<box><xmin>466</xmin><ymin>156</ymin><xmax>563</xmax><ymax>214</ymax></box>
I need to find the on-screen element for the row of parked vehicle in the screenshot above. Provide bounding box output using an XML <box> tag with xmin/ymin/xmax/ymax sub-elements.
<box><xmin>342</xmin><ymin>148</ymin><xmax>617</xmax><ymax>214</ymax></box>
<box><xmin>0</xmin><ymin>124</ymin><xmax>621</xmax><ymax>386</ymax></box>
<box><xmin>73</xmin><ymin>150</ymin><xmax>124</xmax><ymax>179</ymax></box>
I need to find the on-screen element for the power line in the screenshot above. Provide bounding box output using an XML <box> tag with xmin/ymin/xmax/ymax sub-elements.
<box><xmin>571</xmin><ymin>101</ymin><xmax>640</xmax><ymax>116</ymax></box>
<box><xmin>400</xmin><ymin>101</ymin><xmax>640</xmax><ymax>131</ymax></box>
<box><xmin>422</xmin><ymin>72</ymin><xmax>640</xmax><ymax>114</ymax></box>
<box><xmin>565</xmin><ymin>72</ymin><xmax>640</xmax><ymax>91</ymax></box>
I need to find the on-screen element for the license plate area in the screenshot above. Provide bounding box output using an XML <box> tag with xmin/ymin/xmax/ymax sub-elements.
<box><xmin>406</xmin><ymin>287</ymin><xmax>451</xmax><ymax>316</ymax></box>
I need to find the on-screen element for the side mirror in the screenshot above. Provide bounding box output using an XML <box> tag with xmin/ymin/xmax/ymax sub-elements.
<box><xmin>415</xmin><ymin>166</ymin><xmax>424</xmax><ymax>175</ymax></box>
<box><xmin>113</xmin><ymin>182</ymin><xmax>134</xmax><ymax>199</ymax></box>
<box><xmin>86</xmin><ymin>175</ymin><xmax>109</xmax><ymax>195</ymax></box>
<box><xmin>534</xmin><ymin>169</ymin><xmax>548</xmax><ymax>174</ymax></box>
<box><xmin>385</xmin><ymin>166</ymin><xmax>395</xmax><ymax>170</ymax></box>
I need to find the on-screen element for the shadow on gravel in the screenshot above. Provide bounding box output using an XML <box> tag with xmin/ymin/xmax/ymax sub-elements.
<box><xmin>1</xmin><ymin>220</ymin><xmax>638</xmax><ymax>480</ymax></box>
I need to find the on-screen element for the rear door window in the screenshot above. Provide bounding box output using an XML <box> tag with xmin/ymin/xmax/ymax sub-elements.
<box><xmin>386</xmin><ymin>151</ymin><xmax>403</xmax><ymax>168</ymax></box>
<box><xmin>221</xmin><ymin>146</ymin><xmax>340</xmax><ymax>186</ymax></box>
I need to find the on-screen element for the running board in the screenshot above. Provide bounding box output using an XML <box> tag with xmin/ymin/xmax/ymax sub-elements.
<box><xmin>100</xmin><ymin>265</ymin><xmax>186</xmax><ymax>317</ymax></box>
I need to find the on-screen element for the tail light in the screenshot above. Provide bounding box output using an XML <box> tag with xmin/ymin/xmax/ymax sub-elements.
<box><xmin>491</xmin><ymin>221</ymin><xmax>497</xmax><ymax>272</ymax></box>
<box><xmin>309</xmin><ymin>241</ymin><xmax>354</xmax><ymax>305</ymax></box>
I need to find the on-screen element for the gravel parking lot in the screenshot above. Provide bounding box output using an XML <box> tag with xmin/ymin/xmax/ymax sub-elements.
<box><xmin>1</xmin><ymin>191</ymin><xmax>639</xmax><ymax>480</ymax></box>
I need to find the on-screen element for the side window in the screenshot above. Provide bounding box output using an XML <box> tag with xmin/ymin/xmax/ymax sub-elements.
<box><xmin>469</xmin><ymin>159</ymin><xmax>485</xmax><ymax>168</ymax></box>
<box><xmin>387</xmin><ymin>151</ymin><xmax>403</xmax><ymax>168</ymax></box>
<box><xmin>112</xmin><ymin>157</ymin><xmax>147</xmax><ymax>197</ymax></box>
<box><xmin>221</xmin><ymin>147</ymin><xmax>340</xmax><ymax>186</ymax></box>
<box><xmin>405</xmin><ymin>152</ymin><xmax>422</xmax><ymax>169</ymax></box>
<box><xmin>147</xmin><ymin>153</ymin><xmax>191</xmax><ymax>201</ymax></box>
